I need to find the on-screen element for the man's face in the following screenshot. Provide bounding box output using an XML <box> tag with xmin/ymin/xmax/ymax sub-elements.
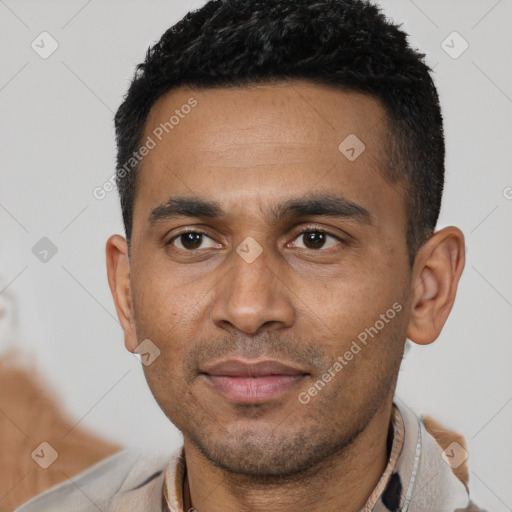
<box><xmin>128</xmin><ymin>81</ymin><xmax>412</xmax><ymax>476</ymax></box>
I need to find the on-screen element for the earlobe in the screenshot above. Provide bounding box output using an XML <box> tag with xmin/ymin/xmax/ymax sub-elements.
<box><xmin>406</xmin><ymin>227</ymin><xmax>465</xmax><ymax>345</ymax></box>
<box><xmin>105</xmin><ymin>235</ymin><xmax>138</xmax><ymax>352</ymax></box>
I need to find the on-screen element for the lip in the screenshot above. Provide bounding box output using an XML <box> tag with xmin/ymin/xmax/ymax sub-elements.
<box><xmin>202</xmin><ymin>359</ymin><xmax>307</xmax><ymax>377</ymax></box>
<box><xmin>201</xmin><ymin>359</ymin><xmax>309</xmax><ymax>404</ymax></box>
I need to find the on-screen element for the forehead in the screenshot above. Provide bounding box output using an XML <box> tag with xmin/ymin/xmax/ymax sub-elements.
<box><xmin>133</xmin><ymin>80</ymin><xmax>400</xmax><ymax>229</ymax></box>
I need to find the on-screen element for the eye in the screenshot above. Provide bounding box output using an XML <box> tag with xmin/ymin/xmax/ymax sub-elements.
<box><xmin>289</xmin><ymin>229</ymin><xmax>343</xmax><ymax>250</ymax></box>
<box><xmin>167</xmin><ymin>230</ymin><xmax>221</xmax><ymax>251</ymax></box>
<box><xmin>166</xmin><ymin>227</ymin><xmax>344</xmax><ymax>252</ymax></box>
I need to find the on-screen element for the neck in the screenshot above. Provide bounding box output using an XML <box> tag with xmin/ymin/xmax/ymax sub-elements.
<box><xmin>183</xmin><ymin>399</ymin><xmax>394</xmax><ymax>512</ymax></box>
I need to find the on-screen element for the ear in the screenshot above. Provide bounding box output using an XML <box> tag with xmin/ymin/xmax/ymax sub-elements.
<box><xmin>406</xmin><ymin>226</ymin><xmax>465</xmax><ymax>345</ymax></box>
<box><xmin>105</xmin><ymin>235</ymin><xmax>138</xmax><ymax>353</ymax></box>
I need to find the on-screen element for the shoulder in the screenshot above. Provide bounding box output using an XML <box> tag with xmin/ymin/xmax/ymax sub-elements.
<box><xmin>14</xmin><ymin>448</ymin><xmax>176</xmax><ymax>512</ymax></box>
<box><xmin>394</xmin><ymin>402</ymin><xmax>488</xmax><ymax>511</ymax></box>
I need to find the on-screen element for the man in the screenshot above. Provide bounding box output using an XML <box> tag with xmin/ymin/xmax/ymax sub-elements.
<box><xmin>15</xmin><ymin>0</ymin><xmax>486</xmax><ymax>510</ymax></box>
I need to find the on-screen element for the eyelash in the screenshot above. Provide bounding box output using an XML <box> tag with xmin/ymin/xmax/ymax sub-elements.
<box><xmin>166</xmin><ymin>226</ymin><xmax>345</xmax><ymax>252</ymax></box>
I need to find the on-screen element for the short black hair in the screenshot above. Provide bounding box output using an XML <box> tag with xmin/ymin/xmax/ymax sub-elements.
<box><xmin>114</xmin><ymin>0</ymin><xmax>444</xmax><ymax>266</ymax></box>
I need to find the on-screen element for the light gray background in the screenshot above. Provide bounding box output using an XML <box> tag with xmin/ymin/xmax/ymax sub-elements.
<box><xmin>1</xmin><ymin>0</ymin><xmax>511</xmax><ymax>510</ymax></box>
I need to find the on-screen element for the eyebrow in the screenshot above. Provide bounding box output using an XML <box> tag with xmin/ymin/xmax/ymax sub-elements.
<box><xmin>148</xmin><ymin>193</ymin><xmax>372</xmax><ymax>226</ymax></box>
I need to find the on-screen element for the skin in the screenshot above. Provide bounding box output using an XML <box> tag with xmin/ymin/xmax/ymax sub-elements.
<box><xmin>106</xmin><ymin>80</ymin><xmax>465</xmax><ymax>512</ymax></box>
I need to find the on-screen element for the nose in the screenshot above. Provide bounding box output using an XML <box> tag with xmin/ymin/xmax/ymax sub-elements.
<box><xmin>211</xmin><ymin>246</ymin><xmax>295</xmax><ymax>335</ymax></box>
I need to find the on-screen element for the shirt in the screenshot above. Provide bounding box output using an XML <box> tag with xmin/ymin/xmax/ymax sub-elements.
<box><xmin>15</xmin><ymin>401</ymin><xmax>486</xmax><ymax>512</ymax></box>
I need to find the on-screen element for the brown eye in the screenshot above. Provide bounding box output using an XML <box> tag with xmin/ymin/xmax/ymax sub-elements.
<box><xmin>178</xmin><ymin>232</ymin><xmax>203</xmax><ymax>250</ymax></box>
<box><xmin>167</xmin><ymin>231</ymin><xmax>220</xmax><ymax>251</ymax></box>
<box><xmin>303</xmin><ymin>232</ymin><xmax>326</xmax><ymax>249</ymax></box>
<box><xmin>291</xmin><ymin>230</ymin><xmax>342</xmax><ymax>251</ymax></box>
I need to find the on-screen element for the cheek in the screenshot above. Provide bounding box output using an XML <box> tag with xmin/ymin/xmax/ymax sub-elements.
<box><xmin>130</xmin><ymin>285</ymin><xmax>187</xmax><ymax>392</ymax></box>
<box><xmin>303</xmin><ymin>266</ymin><xmax>408</xmax><ymax>390</ymax></box>
<box><xmin>312</xmin><ymin>270</ymin><xmax>401</xmax><ymax>335</ymax></box>
<box><xmin>133</xmin><ymin>267</ymin><xmax>186</xmax><ymax>322</ymax></box>
<box><xmin>131</xmin><ymin>267</ymin><xmax>212</xmax><ymax>364</ymax></box>
<box><xmin>134</xmin><ymin>278</ymin><xmax>196</xmax><ymax>406</ymax></box>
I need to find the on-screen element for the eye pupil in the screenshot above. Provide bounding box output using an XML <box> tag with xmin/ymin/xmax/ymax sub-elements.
<box><xmin>304</xmin><ymin>232</ymin><xmax>325</xmax><ymax>249</ymax></box>
<box><xmin>181</xmin><ymin>233</ymin><xmax>202</xmax><ymax>249</ymax></box>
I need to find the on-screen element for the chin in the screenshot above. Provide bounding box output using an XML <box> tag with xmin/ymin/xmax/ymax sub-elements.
<box><xmin>188</xmin><ymin>422</ymin><xmax>358</xmax><ymax>478</ymax></box>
